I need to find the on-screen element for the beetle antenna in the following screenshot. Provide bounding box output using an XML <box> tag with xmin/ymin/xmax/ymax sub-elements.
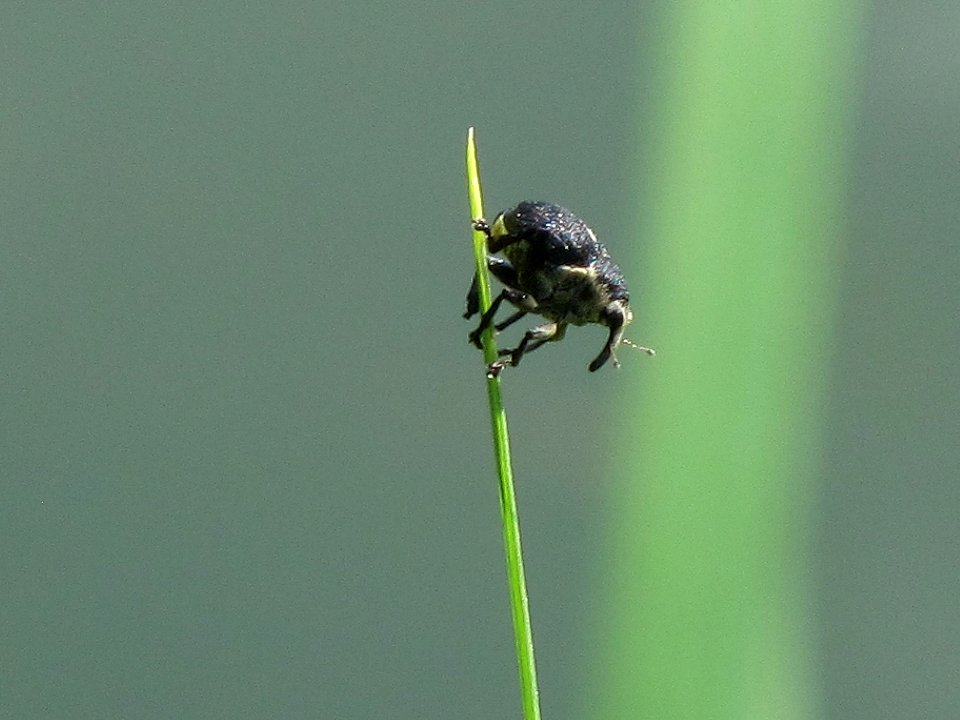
<box><xmin>622</xmin><ymin>338</ymin><xmax>656</xmax><ymax>357</ymax></box>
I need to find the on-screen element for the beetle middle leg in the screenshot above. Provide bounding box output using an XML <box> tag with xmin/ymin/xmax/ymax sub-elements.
<box><xmin>468</xmin><ymin>288</ymin><xmax>533</xmax><ymax>348</ymax></box>
<box><xmin>493</xmin><ymin>309</ymin><xmax>527</xmax><ymax>333</ymax></box>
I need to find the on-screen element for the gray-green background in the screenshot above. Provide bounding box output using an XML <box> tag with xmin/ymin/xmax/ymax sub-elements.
<box><xmin>3</xmin><ymin>3</ymin><xmax>958</xmax><ymax>719</ymax></box>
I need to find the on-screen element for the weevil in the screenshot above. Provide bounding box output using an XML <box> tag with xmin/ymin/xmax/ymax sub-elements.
<box><xmin>464</xmin><ymin>201</ymin><xmax>653</xmax><ymax>373</ymax></box>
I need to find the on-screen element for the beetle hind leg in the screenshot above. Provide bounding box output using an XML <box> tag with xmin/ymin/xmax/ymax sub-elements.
<box><xmin>500</xmin><ymin>322</ymin><xmax>567</xmax><ymax>368</ymax></box>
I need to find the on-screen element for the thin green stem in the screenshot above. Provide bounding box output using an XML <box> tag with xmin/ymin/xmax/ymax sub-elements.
<box><xmin>465</xmin><ymin>127</ymin><xmax>542</xmax><ymax>720</ymax></box>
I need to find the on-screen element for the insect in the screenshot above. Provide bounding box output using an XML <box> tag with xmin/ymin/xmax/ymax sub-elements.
<box><xmin>464</xmin><ymin>201</ymin><xmax>653</xmax><ymax>373</ymax></box>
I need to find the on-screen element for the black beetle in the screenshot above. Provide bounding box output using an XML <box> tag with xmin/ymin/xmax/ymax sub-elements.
<box><xmin>465</xmin><ymin>201</ymin><xmax>653</xmax><ymax>373</ymax></box>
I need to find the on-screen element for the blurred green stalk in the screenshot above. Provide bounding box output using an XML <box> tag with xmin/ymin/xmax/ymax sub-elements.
<box><xmin>595</xmin><ymin>4</ymin><xmax>865</xmax><ymax>719</ymax></box>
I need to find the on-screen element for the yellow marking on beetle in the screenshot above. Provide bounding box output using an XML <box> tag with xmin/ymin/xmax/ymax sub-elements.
<box><xmin>491</xmin><ymin>213</ymin><xmax>509</xmax><ymax>239</ymax></box>
<box><xmin>556</xmin><ymin>264</ymin><xmax>600</xmax><ymax>280</ymax></box>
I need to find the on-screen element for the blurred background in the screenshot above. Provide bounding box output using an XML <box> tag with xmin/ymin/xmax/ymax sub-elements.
<box><xmin>2</xmin><ymin>2</ymin><xmax>958</xmax><ymax>719</ymax></box>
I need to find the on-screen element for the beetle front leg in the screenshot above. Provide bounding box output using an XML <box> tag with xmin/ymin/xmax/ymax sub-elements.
<box><xmin>463</xmin><ymin>214</ymin><xmax>495</xmax><ymax>320</ymax></box>
<box><xmin>464</xmin><ymin>273</ymin><xmax>480</xmax><ymax>319</ymax></box>
<box><xmin>464</xmin><ymin>256</ymin><xmax>519</xmax><ymax>320</ymax></box>
<box><xmin>472</xmin><ymin>217</ymin><xmax>491</xmax><ymax>238</ymax></box>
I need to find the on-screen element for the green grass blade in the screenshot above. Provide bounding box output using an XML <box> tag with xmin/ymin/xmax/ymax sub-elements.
<box><xmin>465</xmin><ymin>127</ymin><xmax>542</xmax><ymax>720</ymax></box>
